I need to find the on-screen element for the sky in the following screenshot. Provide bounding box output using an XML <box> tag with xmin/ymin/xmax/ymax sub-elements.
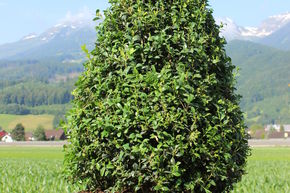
<box><xmin>0</xmin><ymin>0</ymin><xmax>290</xmax><ymax>44</ymax></box>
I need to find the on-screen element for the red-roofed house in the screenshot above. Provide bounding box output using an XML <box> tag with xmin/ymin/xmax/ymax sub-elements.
<box><xmin>45</xmin><ymin>130</ymin><xmax>66</xmax><ymax>141</ymax></box>
<box><xmin>0</xmin><ymin>130</ymin><xmax>7</xmax><ymax>140</ymax></box>
<box><xmin>25</xmin><ymin>132</ymin><xmax>35</xmax><ymax>141</ymax></box>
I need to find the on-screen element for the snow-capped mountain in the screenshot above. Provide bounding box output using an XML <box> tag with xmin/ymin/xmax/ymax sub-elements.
<box><xmin>219</xmin><ymin>12</ymin><xmax>290</xmax><ymax>43</ymax></box>
<box><xmin>259</xmin><ymin>21</ymin><xmax>290</xmax><ymax>50</ymax></box>
<box><xmin>0</xmin><ymin>12</ymin><xmax>98</xmax><ymax>60</ymax></box>
<box><xmin>258</xmin><ymin>12</ymin><xmax>290</xmax><ymax>35</ymax></box>
<box><xmin>21</xmin><ymin>33</ymin><xmax>38</xmax><ymax>41</ymax></box>
<box><xmin>216</xmin><ymin>18</ymin><xmax>245</xmax><ymax>41</ymax></box>
<box><xmin>38</xmin><ymin>12</ymin><xmax>96</xmax><ymax>43</ymax></box>
<box><xmin>1</xmin><ymin>10</ymin><xmax>290</xmax><ymax>60</ymax></box>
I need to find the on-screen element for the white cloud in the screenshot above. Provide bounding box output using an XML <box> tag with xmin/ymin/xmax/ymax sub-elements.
<box><xmin>59</xmin><ymin>6</ymin><xmax>95</xmax><ymax>26</ymax></box>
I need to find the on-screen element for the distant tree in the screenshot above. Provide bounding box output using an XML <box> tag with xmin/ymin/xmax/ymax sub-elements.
<box><xmin>270</xmin><ymin>126</ymin><xmax>276</xmax><ymax>132</ymax></box>
<box><xmin>250</xmin><ymin>124</ymin><xmax>264</xmax><ymax>134</ymax></box>
<box><xmin>248</xmin><ymin>124</ymin><xmax>264</xmax><ymax>138</ymax></box>
<box><xmin>53</xmin><ymin>112</ymin><xmax>66</xmax><ymax>129</ymax></box>
<box><xmin>261</xmin><ymin>133</ymin><xmax>266</xmax><ymax>139</ymax></box>
<box><xmin>280</xmin><ymin>125</ymin><xmax>285</xmax><ymax>132</ymax></box>
<box><xmin>33</xmin><ymin>125</ymin><xmax>46</xmax><ymax>141</ymax></box>
<box><xmin>11</xmin><ymin>123</ymin><xmax>25</xmax><ymax>141</ymax></box>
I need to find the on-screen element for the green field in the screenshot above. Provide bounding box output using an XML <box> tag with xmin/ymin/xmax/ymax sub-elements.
<box><xmin>0</xmin><ymin>114</ymin><xmax>54</xmax><ymax>132</ymax></box>
<box><xmin>233</xmin><ymin>147</ymin><xmax>290</xmax><ymax>193</ymax></box>
<box><xmin>0</xmin><ymin>146</ymin><xmax>289</xmax><ymax>192</ymax></box>
<box><xmin>0</xmin><ymin>146</ymin><xmax>82</xmax><ymax>193</ymax></box>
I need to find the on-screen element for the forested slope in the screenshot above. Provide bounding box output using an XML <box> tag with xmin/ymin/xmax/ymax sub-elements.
<box><xmin>227</xmin><ymin>40</ymin><xmax>290</xmax><ymax>125</ymax></box>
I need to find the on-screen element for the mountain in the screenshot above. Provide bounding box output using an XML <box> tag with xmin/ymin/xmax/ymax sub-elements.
<box><xmin>0</xmin><ymin>18</ymin><xmax>98</xmax><ymax>60</ymax></box>
<box><xmin>2</xmin><ymin>11</ymin><xmax>290</xmax><ymax>59</ymax></box>
<box><xmin>226</xmin><ymin>40</ymin><xmax>290</xmax><ymax>125</ymax></box>
<box><xmin>218</xmin><ymin>18</ymin><xmax>265</xmax><ymax>41</ymax></box>
<box><xmin>259</xmin><ymin>22</ymin><xmax>290</xmax><ymax>50</ymax></box>
<box><xmin>257</xmin><ymin>13</ymin><xmax>290</xmax><ymax>36</ymax></box>
<box><xmin>216</xmin><ymin>18</ymin><xmax>247</xmax><ymax>41</ymax></box>
<box><xmin>219</xmin><ymin>12</ymin><xmax>290</xmax><ymax>48</ymax></box>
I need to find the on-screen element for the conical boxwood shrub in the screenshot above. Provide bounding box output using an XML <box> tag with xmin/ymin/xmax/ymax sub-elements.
<box><xmin>64</xmin><ymin>0</ymin><xmax>250</xmax><ymax>192</ymax></box>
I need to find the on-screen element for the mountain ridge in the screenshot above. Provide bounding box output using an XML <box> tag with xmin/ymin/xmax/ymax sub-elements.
<box><xmin>1</xmin><ymin>11</ymin><xmax>290</xmax><ymax>60</ymax></box>
<box><xmin>0</xmin><ymin>17</ymin><xmax>99</xmax><ymax>60</ymax></box>
<box><xmin>219</xmin><ymin>12</ymin><xmax>290</xmax><ymax>50</ymax></box>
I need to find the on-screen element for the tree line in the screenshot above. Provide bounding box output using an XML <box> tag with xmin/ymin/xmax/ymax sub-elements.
<box><xmin>0</xmin><ymin>81</ymin><xmax>73</xmax><ymax>106</ymax></box>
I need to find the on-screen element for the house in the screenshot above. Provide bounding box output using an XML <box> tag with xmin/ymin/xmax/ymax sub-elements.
<box><xmin>265</xmin><ymin>124</ymin><xmax>290</xmax><ymax>132</ymax></box>
<box><xmin>265</xmin><ymin>124</ymin><xmax>281</xmax><ymax>132</ymax></box>
<box><xmin>1</xmin><ymin>134</ymin><xmax>13</xmax><ymax>143</ymax></box>
<box><xmin>45</xmin><ymin>129</ymin><xmax>66</xmax><ymax>141</ymax></box>
<box><xmin>25</xmin><ymin>132</ymin><xmax>35</xmax><ymax>141</ymax></box>
<box><xmin>268</xmin><ymin>131</ymin><xmax>290</xmax><ymax>139</ymax></box>
<box><xmin>283</xmin><ymin>125</ymin><xmax>290</xmax><ymax>132</ymax></box>
<box><xmin>250</xmin><ymin>129</ymin><xmax>266</xmax><ymax>139</ymax></box>
<box><xmin>249</xmin><ymin>127</ymin><xmax>290</xmax><ymax>139</ymax></box>
<box><xmin>25</xmin><ymin>129</ymin><xmax>66</xmax><ymax>141</ymax></box>
<box><xmin>0</xmin><ymin>130</ymin><xmax>7</xmax><ymax>140</ymax></box>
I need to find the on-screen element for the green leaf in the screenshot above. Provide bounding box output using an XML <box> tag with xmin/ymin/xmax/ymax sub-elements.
<box><xmin>123</xmin><ymin>143</ymin><xmax>130</xmax><ymax>150</ymax></box>
<box><xmin>81</xmin><ymin>44</ymin><xmax>90</xmax><ymax>59</ymax></box>
<box><xmin>100</xmin><ymin>167</ymin><xmax>106</xmax><ymax>177</ymax></box>
<box><xmin>173</xmin><ymin>171</ymin><xmax>181</xmax><ymax>177</ymax></box>
<box><xmin>106</xmin><ymin>162</ymin><xmax>114</xmax><ymax>170</ymax></box>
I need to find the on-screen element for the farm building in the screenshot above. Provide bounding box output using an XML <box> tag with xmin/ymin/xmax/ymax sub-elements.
<box><xmin>265</xmin><ymin>124</ymin><xmax>290</xmax><ymax>132</ymax></box>
<box><xmin>250</xmin><ymin>130</ymin><xmax>266</xmax><ymax>139</ymax></box>
<box><xmin>0</xmin><ymin>130</ymin><xmax>7</xmax><ymax>140</ymax></box>
<box><xmin>268</xmin><ymin>131</ymin><xmax>290</xmax><ymax>139</ymax></box>
<box><xmin>249</xmin><ymin>128</ymin><xmax>290</xmax><ymax>139</ymax></box>
<box><xmin>1</xmin><ymin>134</ymin><xmax>13</xmax><ymax>143</ymax></box>
<box><xmin>25</xmin><ymin>130</ymin><xmax>66</xmax><ymax>141</ymax></box>
<box><xmin>25</xmin><ymin>132</ymin><xmax>35</xmax><ymax>141</ymax></box>
<box><xmin>45</xmin><ymin>129</ymin><xmax>66</xmax><ymax>141</ymax></box>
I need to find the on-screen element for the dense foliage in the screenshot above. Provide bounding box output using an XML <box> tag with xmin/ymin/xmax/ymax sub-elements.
<box><xmin>11</xmin><ymin>123</ymin><xmax>25</xmax><ymax>141</ymax></box>
<box><xmin>64</xmin><ymin>0</ymin><xmax>249</xmax><ymax>192</ymax></box>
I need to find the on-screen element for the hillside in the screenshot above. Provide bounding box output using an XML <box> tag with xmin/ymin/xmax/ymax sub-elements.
<box><xmin>0</xmin><ymin>114</ymin><xmax>54</xmax><ymax>132</ymax></box>
<box><xmin>227</xmin><ymin>40</ymin><xmax>290</xmax><ymax>125</ymax></box>
<box><xmin>0</xmin><ymin>19</ymin><xmax>96</xmax><ymax>129</ymax></box>
<box><xmin>0</xmin><ymin>58</ymin><xmax>80</xmax><ymax>114</ymax></box>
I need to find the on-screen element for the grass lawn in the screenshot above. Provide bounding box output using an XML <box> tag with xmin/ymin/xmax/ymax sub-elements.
<box><xmin>0</xmin><ymin>146</ymin><xmax>289</xmax><ymax>192</ymax></box>
<box><xmin>0</xmin><ymin>114</ymin><xmax>54</xmax><ymax>132</ymax></box>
